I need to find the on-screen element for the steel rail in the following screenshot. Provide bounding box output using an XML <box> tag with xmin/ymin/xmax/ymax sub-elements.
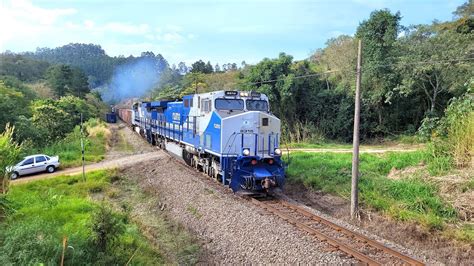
<box><xmin>251</xmin><ymin>198</ymin><xmax>381</xmax><ymax>265</ymax></box>
<box><xmin>279</xmin><ymin>201</ymin><xmax>424</xmax><ymax>266</ymax></box>
<box><xmin>252</xmin><ymin>198</ymin><xmax>425</xmax><ymax>266</ymax></box>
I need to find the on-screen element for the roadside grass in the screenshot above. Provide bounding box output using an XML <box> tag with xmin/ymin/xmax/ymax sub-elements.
<box><xmin>117</xmin><ymin>131</ymin><xmax>134</xmax><ymax>152</ymax></box>
<box><xmin>283</xmin><ymin>141</ymin><xmax>352</xmax><ymax>149</ymax></box>
<box><xmin>286</xmin><ymin>151</ymin><xmax>458</xmax><ymax>231</ymax></box>
<box><xmin>30</xmin><ymin>119</ymin><xmax>110</xmax><ymax>168</ymax></box>
<box><xmin>0</xmin><ymin>170</ymin><xmax>163</xmax><ymax>265</ymax></box>
<box><xmin>109</xmin><ymin>174</ymin><xmax>200</xmax><ymax>264</ymax></box>
<box><xmin>284</xmin><ymin>137</ymin><xmax>423</xmax><ymax>150</ymax></box>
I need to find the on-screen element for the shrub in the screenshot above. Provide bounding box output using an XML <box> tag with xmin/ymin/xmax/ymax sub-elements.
<box><xmin>0</xmin><ymin>195</ymin><xmax>14</xmax><ymax>221</ymax></box>
<box><xmin>90</xmin><ymin>203</ymin><xmax>125</xmax><ymax>253</ymax></box>
<box><xmin>0</xmin><ymin>125</ymin><xmax>23</xmax><ymax>193</ymax></box>
<box><xmin>424</xmin><ymin>91</ymin><xmax>474</xmax><ymax>172</ymax></box>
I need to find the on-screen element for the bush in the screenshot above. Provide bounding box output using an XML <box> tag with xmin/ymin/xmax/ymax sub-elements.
<box><xmin>0</xmin><ymin>195</ymin><xmax>14</xmax><ymax>221</ymax></box>
<box><xmin>90</xmin><ymin>203</ymin><xmax>125</xmax><ymax>253</ymax></box>
<box><xmin>423</xmin><ymin>91</ymin><xmax>474</xmax><ymax>172</ymax></box>
<box><xmin>0</xmin><ymin>125</ymin><xmax>23</xmax><ymax>193</ymax></box>
<box><xmin>0</xmin><ymin>171</ymin><xmax>164</xmax><ymax>265</ymax></box>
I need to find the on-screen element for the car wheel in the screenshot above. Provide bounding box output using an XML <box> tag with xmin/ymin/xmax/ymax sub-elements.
<box><xmin>10</xmin><ymin>172</ymin><xmax>19</xmax><ymax>180</ymax></box>
<box><xmin>46</xmin><ymin>166</ymin><xmax>55</xmax><ymax>173</ymax></box>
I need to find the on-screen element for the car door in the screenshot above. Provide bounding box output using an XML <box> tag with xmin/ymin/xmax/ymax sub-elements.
<box><xmin>34</xmin><ymin>156</ymin><xmax>48</xmax><ymax>173</ymax></box>
<box><xmin>18</xmin><ymin>158</ymin><xmax>35</xmax><ymax>175</ymax></box>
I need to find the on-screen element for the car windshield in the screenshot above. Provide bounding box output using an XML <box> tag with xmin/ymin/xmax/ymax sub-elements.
<box><xmin>246</xmin><ymin>100</ymin><xmax>268</xmax><ymax>111</ymax></box>
<box><xmin>215</xmin><ymin>98</ymin><xmax>244</xmax><ymax>110</ymax></box>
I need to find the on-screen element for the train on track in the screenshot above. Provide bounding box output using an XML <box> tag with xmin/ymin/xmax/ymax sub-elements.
<box><xmin>117</xmin><ymin>90</ymin><xmax>285</xmax><ymax>194</ymax></box>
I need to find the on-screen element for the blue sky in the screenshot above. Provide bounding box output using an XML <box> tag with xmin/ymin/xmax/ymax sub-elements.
<box><xmin>0</xmin><ymin>0</ymin><xmax>465</xmax><ymax>66</ymax></box>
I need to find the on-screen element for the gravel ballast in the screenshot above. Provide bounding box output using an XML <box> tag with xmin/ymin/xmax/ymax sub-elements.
<box><xmin>123</xmin><ymin>154</ymin><xmax>359</xmax><ymax>264</ymax></box>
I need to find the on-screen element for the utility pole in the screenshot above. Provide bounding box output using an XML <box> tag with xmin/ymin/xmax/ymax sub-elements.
<box><xmin>351</xmin><ymin>39</ymin><xmax>362</xmax><ymax>219</ymax></box>
<box><xmin>80</xmin><ymin>113</ymin><xmax>86</xmax><ymax>182</ymax></box>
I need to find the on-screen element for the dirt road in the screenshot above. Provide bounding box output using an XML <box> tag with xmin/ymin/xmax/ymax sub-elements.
<box><xmin>11</xmin><ymin>121</ymin><xmax>160</xmax><ymax>185</ymax></box>
<box><xmin>285</xmin><ymin>146</ymin><xmax>422</xmax><ymax>154</ymax></box>
<box><xmin>11</xmin><ymin>151</ymin><xmax>163</xmax><ymax>185</ymax></box>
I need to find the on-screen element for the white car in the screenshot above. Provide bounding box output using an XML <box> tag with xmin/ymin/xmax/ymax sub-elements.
<box><xmin>8</xmin><ymin>154</ymin><xmax>60</xmax><ymax>179</ymax></box>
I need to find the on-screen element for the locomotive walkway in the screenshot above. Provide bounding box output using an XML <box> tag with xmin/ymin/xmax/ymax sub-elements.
<box><xmin>11</xmin><ymin>151</ymin><xmax>164</xmax><ymax>185</ymax></box>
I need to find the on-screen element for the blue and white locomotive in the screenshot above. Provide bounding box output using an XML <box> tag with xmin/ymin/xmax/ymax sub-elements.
<box><xmin>123</xmin><ymin>90</ymin><xmax>285</xmax><ymax>193</ymax></box>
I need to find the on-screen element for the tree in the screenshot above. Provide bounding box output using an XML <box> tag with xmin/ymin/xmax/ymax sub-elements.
<box><xmin>70</xmin><ymin>68</ymin><xmax>90</xmax><ymax>98</ymax></box>
<box><xmin>0</xmin><ymin>79</ymin><xmax>31</xmax><ymax>131</ymax></box>
<box><xmin>397</xmin><ymin>25</ymin><xmax>474</xmax><ymax>114</ymax></box>
<box><xmin>454</xmin><ymin>1</ymin><xmax>474</xmax><ymax>18</ymax></box>
<box><xmin>314</xmin><ymin>35</ymin><xmax>358</xmax><ymax>91</ymax></box>
<box><xmin>191</xmin><ymin>60</ymin><xmax>213</xmax><ymax>74</ymax></box>
<box><xmin>243</xmin><ymin>53</ymin><xmax>294</xmax><ymax>124</ymax></box>
<box><xmin>215</xmin><ymin>63</ymin><xmax>221</xmax><ymax>72</ymax></box>
<box><xmin>356</xmin><ymin>9</ymin><xmax>402</xmax><ymax>133</ymax></box>
<box><xmin>31</xmin><ymin>102</ymin><xmax>72</xmax><ymax>143</ymax></box>
<box><xmin>46</xmin><ymin>65</ymin><xmax>90</xmax><ymax>98</ymax></box>
<box><xmin>0</xmin><ymin>53</ymin><xmax>50</xmax><ymax>82</ymax></box>
<box><xmin>181</xmin><ymin>72</ymin><xmax>208</xmax><ymax>95</ymax></box>
<box><xmin>178</xmin><ymin>62</ymin><xmax>188</xmax><ymax>75</ymax></box>
<box><xmin>0</xmin><ymin>125</ymin><xmax>23</xmax><ymax>194</ymax></box>
<box><xmin>46</xmin><ymin>64</ymin><xmax>73</xmax><ymax>97</ymax></box>
<box><xmin>205</xmin><ymin>61</ymin><xmax>214</xmax><ymax>73</ymax></box>
<box><xmin>30</xmin><ymin>96</ymin><xmax>97</xmax><ymax>144</ymax></box>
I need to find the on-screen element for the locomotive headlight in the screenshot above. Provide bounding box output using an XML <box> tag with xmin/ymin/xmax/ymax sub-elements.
<box><xmin>242</xmin><ymin>148</ymin><xmax>250</xmax><ymax>156</ymax></box>
<box><xmin>274</xmin><ymin>148</ymin><xmax>282</xmax><ymax>156</ymax></box>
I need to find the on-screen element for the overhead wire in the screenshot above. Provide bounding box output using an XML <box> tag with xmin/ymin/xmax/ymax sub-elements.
<box><xmin>232</xmin><ymin>56</ymin><xmax>474</xmax><ymax>87</ymax></box>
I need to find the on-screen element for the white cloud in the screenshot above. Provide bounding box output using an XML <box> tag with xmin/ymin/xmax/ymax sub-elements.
<box><xmin>165</xmin><ymin>24</ymin><xmax>183</xmax><ymax>32</ymax></box>
<box><xmin>84</xmin><ymin>20</ymin><xmax>95</xmax><ymax>29</ymax></box>
<box><xmin>0</xmin><ymin>0</ymin><xmax>196</xmax><ymax>55</ymax></box>
<box><xmin>3</xmin><ymin>0</ymin><xmax>76</xmax><ymax>26</ymax></box>
<box><xmin>102</xmin><ymin>22</ymin><xmax>151</xmax><ymax>35</ymax></box>
<box><xmin>0</xmin><ymin>0</ymin><xmax>77</xmax><ymax>49</ymax></box>
<box><xmin>163</xmin><ymin>32</ymin><xmax>184</xmax><ymax>42</ymax></box>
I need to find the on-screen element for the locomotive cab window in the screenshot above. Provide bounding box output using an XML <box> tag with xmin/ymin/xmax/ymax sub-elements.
<box><xmin>246</xmin><ymin>100</ymin><xmax>268</xmax><ymax>111</ymax></box>
<box><xmin>215</xmin><ymin>98</ymin><xmax>244</xmax><ymax>110</ymax></box>
<box><xmin>201</xmin><ymin>99</ymin><xmax>212</xmax><ymax>113</ymax></box>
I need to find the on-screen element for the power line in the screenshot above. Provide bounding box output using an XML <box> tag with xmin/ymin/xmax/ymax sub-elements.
<box><xmin>370</xmin><ymin>56</ymin><xmax>474</xmax><ymax>69</ymax></box>
<box><xmin>232</xmin><ymin>57</ymin><xmax>474</xmax><ymax>87</ymax></box>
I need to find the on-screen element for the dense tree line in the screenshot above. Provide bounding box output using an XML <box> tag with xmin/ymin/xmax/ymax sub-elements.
<box><xmin>1</xmin><ymin>2</ymin><xmax>471</xmax><ymax>144</ymax></box>
<box><xmin>151</xmin><ymin>2</ymin><xmax>473</xmax><ymax>142</ymax></box>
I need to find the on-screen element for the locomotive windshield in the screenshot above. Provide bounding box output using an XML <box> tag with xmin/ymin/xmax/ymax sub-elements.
<box><xmin>246</xmin><ymin>100</ymin><xmax>268</xmax><ymax>111</ymax></box>
<box><xmin>215</xmin><ymin>98</ymin><xmax>244</xmax><ymax>110</ymax></box>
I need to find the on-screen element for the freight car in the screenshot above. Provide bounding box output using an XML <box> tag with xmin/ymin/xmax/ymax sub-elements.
<box><xmin>117</xmin><ymin>90</ymin><xmax>285</xmax><ymax>194</ymax></box>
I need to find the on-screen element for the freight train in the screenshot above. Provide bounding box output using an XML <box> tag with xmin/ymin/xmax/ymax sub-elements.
<box><xmin>117</xmin><ymin>90</ymin><xmax>285</xmax><ymax>194</ymax></box>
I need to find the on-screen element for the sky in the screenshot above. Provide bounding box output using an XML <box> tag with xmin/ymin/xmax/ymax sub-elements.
<box><xmin>0</xmin><ymin>0</ymin><xmax>465</xmax><ymax>66</ymax></box>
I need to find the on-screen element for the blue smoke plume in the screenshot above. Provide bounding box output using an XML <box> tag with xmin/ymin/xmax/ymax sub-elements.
<box><xmin>101</xmin><ymin>57</ymin><xmax>162</xmax><ymax>103</ymax></box>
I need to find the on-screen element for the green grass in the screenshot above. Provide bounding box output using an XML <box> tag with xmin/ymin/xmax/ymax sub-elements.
<box><xmin>117</xmin><ymin>131</ymin><xmax>134</xmax><ymax>152</ymax></box>
<box><xmin>0</xmin><ymin>171</ymin><xmax>163</xmax><ymax>265</ymax></box>
<box><xmin>283</xmin><ymin>141</ymin><xmax>352</xmax><ymax>149</ymax></box>
<box><xmin>113</xmin><ymin>177</ymin><xmax>200</xmax><ymax>264</ymax></box>
<box><xmin>450</xmin><ymin>224</ymin><xmax>474</xmax><ymax>243</ymax></box>
<box><xmin>286</xmin><ymin>151</ymin><xmax>457</xmax><ymax>230</ymax></box>
<box><xmin>28</xmin><ymin>123</ymin><xmax>108</xmax><ymax>168</ymax></box>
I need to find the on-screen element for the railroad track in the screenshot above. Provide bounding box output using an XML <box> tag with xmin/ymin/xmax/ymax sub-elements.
<box><xmin>251</xmin><ymin>198</ymin><xmax>425</xmax><ymax>266</ymax></box>
<box><xmin>161</xmin><ymin>145</ymin><xmax>424</xmax><ymax>265</ymax></box>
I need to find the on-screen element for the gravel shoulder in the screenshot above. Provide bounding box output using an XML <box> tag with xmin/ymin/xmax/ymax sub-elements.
<box><xmin>121</xmin><ymin>155</ymin><xmax>360</xmax><ymax>264</ymax></box>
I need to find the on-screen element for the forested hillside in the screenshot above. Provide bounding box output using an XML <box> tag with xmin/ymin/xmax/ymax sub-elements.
<box><xmin>1</xmin><ymin>3</ymin><xmax>472</xmax><ymax>145</ymax></box>
<box><xmin>150</xmin><ymin>5</ymin><xmax>473</xmax><ymax>144</ymax></box>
